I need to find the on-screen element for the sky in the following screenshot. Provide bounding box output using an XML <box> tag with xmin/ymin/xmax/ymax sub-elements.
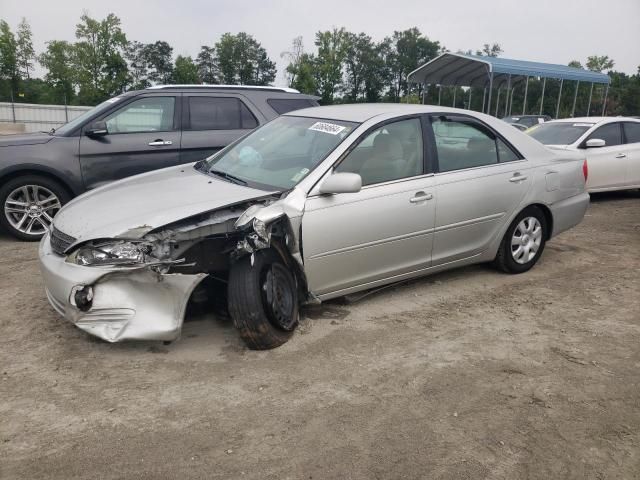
<box><xmin>1</xmin><ymin>0</ymin><xmax>639</xmax><ymax>85</ymax></box>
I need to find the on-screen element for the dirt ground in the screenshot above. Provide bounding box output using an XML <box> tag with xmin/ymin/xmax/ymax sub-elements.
<box><xmin>1</xmin><ymin>191</ymin><xmax>639</xmax><ymax>480</ymax></box>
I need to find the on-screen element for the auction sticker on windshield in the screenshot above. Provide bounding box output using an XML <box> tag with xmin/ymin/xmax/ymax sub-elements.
<box><xmin>309</xmin><ymin>122</ymin><xmax>346</xmax><ymax>135</ymax></box>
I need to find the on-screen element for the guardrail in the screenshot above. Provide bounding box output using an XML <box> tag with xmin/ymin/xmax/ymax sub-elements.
<box><xmin>0</xmin><ymin>102</ymin><xmax>92</xmax><ymax>133</ymax></box>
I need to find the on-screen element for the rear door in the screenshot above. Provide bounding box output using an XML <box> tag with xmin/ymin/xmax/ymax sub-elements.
<box><xmin>79</xmin><ymin>94</ymin><xmax>181</xmax><ymax>189</ymax></box>
<box><xmin>583</xmin><ymin>122</ymin><xmax>627</xmax><ymax>190</ymax></box>
<box><xmin>622</xmin><ymin>122</ymin><xmax>640</xmax><ymax>187</ymax></box>
<box><xmin>429</xmin><ymin>114</ymin><xmax>533</xmax><ymax>266</ymax></box>
<box><xmin>179</xmin><ymin>94</ymin><xmax>262</xmax><ymax>163</ymax></box>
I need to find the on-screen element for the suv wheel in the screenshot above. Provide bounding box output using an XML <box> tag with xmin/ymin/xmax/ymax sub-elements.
<box><xmin>0</xmin><ymin>175</ymin><xmax>70</xmax><ymax>241</ymax></box>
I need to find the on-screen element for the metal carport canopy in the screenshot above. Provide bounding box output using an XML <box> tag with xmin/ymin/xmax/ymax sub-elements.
<box><xmin>408</xmin><ymin>53</ymin><xmax>611</xmax><ymax>88</ymax></box>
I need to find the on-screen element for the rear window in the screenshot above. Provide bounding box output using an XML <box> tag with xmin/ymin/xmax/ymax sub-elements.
<box><xmin>188</xmin><ymin>97</ymin><xmax>258</xmax><ymax>131</ymax></box>
<box><xmin>527</xmin><ymin>122</ymin><xmax>593</xmax><ymax>145</ymax></box>
<box><xmin>267</xmin><ymin>98</ymin><xmax>317</xmax><ymax>114</ymax></box>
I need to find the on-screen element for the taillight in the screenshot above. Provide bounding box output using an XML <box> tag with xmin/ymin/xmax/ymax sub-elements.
<box><xmin>582</xmin><ymin>159</ymin><xmax>588</xmax><ymax>182</ymax></box>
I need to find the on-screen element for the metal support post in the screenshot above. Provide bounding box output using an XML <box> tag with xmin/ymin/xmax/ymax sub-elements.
<box><xmin>555</xmin><ymin>79</ymin><xmax>563</xmax><ymax>118</ymax></box>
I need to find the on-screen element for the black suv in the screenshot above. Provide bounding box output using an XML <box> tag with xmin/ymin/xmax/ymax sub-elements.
<box><xmin>0</xmin><ymin>85</ymin><xmax>318</xmax><ymax>240</ymax></box>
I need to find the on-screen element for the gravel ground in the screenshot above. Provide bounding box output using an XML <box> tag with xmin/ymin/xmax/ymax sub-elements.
<box><xmin>1</xmin><ymin>191</ymin><xmax>639</xmax><ymax>480</ymax></box>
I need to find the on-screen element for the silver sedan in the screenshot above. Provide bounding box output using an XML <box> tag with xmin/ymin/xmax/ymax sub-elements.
<box><xmin>39</xmin><ymin>105</ymin><xmax>590</xmax><ymax>349</ymax></box>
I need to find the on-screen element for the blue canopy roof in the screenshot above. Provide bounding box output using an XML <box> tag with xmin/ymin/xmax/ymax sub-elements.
<box><xmin>408</xmin><ymin>53</ymin><xmax>610</xmax><ymax>88</ymax></box>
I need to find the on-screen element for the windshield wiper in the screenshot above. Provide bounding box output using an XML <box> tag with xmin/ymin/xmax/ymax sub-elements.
<box><xmin>209</xmin><ymin>169</ymin><xmax>247</xmax><ymax>186</ymax></box>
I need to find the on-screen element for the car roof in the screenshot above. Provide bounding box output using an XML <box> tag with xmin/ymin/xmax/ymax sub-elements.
<box><xmin>146</xmin><ymin>84</ymin><xmax>302</xmax><ymax>93</ymax></box>
<box><xmin>286</xmin><ymin>104</ymin><xmax>469</xmax><ymax>123</ymax></box>
<box><xmin>548</xmin><ymin>116</ymin><xmax>640</xmax><ymax>125</ymax></box>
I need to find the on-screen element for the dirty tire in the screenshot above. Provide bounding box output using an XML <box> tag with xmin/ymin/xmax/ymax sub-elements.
<box><xmin>0</xmin><ymin>175</ymin><xmax>70</xmax><ymax>241</ymax></box>
<box><xmin>228</xmin><ymin>250</ymin><xmax>298</xmax><ymax>350</ymax></box>
<box><xmin>494</xmin><ymin>206</ymin><xmax>548</xmax><ymax>274</ymax></box>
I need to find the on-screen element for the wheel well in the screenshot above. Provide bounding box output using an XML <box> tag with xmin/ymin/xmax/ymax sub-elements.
<box><xmin>0</xmin><ymin>169</ymin><xmax>77</xmax><ymax>198</ymax></box>
<box><xmin>529</xmin><ymin>203</ymin><xmax>553</xmax><ymax>240</ymax></box>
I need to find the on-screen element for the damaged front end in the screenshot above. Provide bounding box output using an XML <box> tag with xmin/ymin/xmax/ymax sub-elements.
<box><xmin>40</xmin><ymin>188</ymin><xmax>311</xmax><ymax>343</ymax></box>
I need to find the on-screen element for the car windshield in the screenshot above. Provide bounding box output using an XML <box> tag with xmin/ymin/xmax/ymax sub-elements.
<box><xmin>527</xmin><ymin>122</ymin><xmax>593</xmax><ymax>145</ymax></box>
<box><xmin>202</xmin><ymin>115</ymin><xmax>358</xmax><ymax>190</ymax></box>
<box><xmin>54</xmin><ymin>97</ymin><xmax>124</xmax><ymax>135</ymax></box>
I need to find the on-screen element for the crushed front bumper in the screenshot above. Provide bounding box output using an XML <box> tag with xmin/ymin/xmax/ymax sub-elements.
<box><xmin>38</xmin><ymin>232</ymin><xmax>206</xmax><ymax>342</ymax></box>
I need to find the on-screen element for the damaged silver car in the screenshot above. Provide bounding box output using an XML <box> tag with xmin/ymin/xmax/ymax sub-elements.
<box><xmin>39</xmin><ymin>105</ymin><xmax>590</xmax><ymax>349</ymax></box>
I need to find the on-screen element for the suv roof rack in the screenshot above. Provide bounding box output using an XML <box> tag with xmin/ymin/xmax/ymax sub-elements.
<box><xmin>146</xmin><ymin>84</ymin><xmax>301</xmax><ymax>94</ymax></box>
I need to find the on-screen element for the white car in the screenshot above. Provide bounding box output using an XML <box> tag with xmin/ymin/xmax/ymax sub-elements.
<box><xmin>526</xmin><ymin>117</ymin><xmax>640</xmax><ymax>192</ymax></box>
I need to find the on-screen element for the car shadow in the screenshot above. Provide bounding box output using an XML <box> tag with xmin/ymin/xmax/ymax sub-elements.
<box><xmin>589</xmin><ymin>190</ymin><xmax>640</xmax><ymax>203</ymax></box>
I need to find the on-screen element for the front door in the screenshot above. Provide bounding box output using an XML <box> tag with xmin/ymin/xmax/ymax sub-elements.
<box><xmin>583</xmin><ymin>122</ymin><xmax>627</xmax><ymax>191</ymax></box>
<box><xmin>429</xmin><ymin>114</ymin><xmax>533</xmax><ymax>265</ymax></box>
<box><xmin>79</xmin><ymin>95</ymin><xmax>181</xmax><ymax>189</ymax></box>
<box><xmin>302</xmin><ymin>117</ymin><xmax>436</xmax><ymax>296</ymax></box>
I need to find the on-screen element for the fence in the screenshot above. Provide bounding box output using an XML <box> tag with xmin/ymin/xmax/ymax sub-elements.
<box><xmin>0</xmin><ymin>102</ymin><xmax>92</xmax><ymax>133</ymax></box>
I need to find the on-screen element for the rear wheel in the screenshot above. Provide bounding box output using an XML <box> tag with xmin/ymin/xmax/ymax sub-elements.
<box><xmin>228</xmin><ymin>250</ymin><xmax>299</xmax><ymax>350</ymax></box>
<box><xmin>0</xmin><ymin>175</ymin><xmax>70</xmax><ymax>241</ymax></box>
<box><xmin>494</xmin><ymin>206</ymin><xmax>548</xmax><ymax>274</ymax></box>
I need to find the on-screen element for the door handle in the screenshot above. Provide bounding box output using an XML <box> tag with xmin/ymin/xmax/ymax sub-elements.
<box><xmin>615</xmin><ymin>153</ymin><xmax>626</xmax><ymax>159</ymax></box>
<box><xmin>409</xmin><ymin>192</ymin><xmax>433</xmax><ymax>203</ymax></box>
<box><xmin>148</xmin><ymin>140</ymin><xmax>173</xmax><ymax>146</ymax></box>
<box><xmin>509</xmin><ymin>173</ymin><xmax>528</xmax><ymax>183</ymax></box>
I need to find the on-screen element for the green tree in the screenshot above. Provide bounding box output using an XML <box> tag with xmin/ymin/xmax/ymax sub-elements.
<box><xmin>15</xmin><ymin>18</ymin><xmax>35</xmax><ymax>79</ymax></box>
<box><xmin>173</xmin><ymin>55</ymin><xmax>198</xmax><ymax>83</ymax></box>
<box><xmin>144</xmin><ymin>41</ymin><xmax>174</xmax><ymax>84</ymax></box>
<box><xmin>314</xmin><ymin>27</ymin><xmax>348</xmax><ymax>104</ymax></box>
<box><xmin>125</xmin><ymin>41</ymin><xmax>150</xmax><ymax>90</ymax></box>
<box><xmin>387</xmin><ymin>28</ymin><xmax>441</xmax><ymax>101</ymax></box>
<box><xmin>39</xmin><ymin>40</ymin><xmax>75</xmax><ymax>103</ymax></box>
<box><xmin>215</xmin><ymin>32</ymin><xmax>275</xmax><ymax>85</ymax></box>
<box><xmin>586</xmin><ymin>55</ymin><xmax>614</xmax><ymax>73</ymax></box>
<box><xmin>0</xmin><ymin>20</ymin><xmax>19</xmax><ymax>98</ymax></box>
<box><xmin>290</xmin><ymin>53</ymin><xmax>317</xmax><ymax>95</ymax></box>
<box><xmin>476</xmin><ymin>43</ymin><xmax>502</xmax><ymax>57</ymax></box>
<box><xmin>73</xmin><ymin>13</ymin><xmax>129</xmax><ymax>104</ymax></box>
<box><xmin>343</xmin><ymin>32</ymin><xmax>375</xmax><ymax>101</ymax></box>
<box><xmin>568</xmin><ymin>60</ymin><xmax>583</xmax><ymax>69</ymax></box>
<box><xmin>196</xmin><ymin>46</ymin><xmax>218</xmax><ymax>84</ymax></box>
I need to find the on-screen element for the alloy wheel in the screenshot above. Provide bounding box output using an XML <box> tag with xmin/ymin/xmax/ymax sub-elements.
<box><xmin>4</xmin><ymin>185</ymin><xmax>61</xmax><ymax>236</ymax></box>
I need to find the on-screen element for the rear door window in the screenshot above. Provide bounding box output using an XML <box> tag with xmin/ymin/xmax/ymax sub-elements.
<box><xmin>188</xmin><ymin>97</ymin><xmax>258</xmax><ymax>130</ymax></box>
<box><xmin>431</xmin><ymin>115</ymin><xmax>521</xmax><ymax>172</ymax></box>
<box><xmin>623</xmin><ymin>122</ymin><xmax>640</xmax><ymax>144</ymax></box>
<box><xmin>587</xmin><ymin>123</ymin><xmax>622</xmax><ymax>147</ymax></box>
<box><xmin>267</xmin><ymin>98</ymin><xmax>317</xmax><ymax>114</ymax></box>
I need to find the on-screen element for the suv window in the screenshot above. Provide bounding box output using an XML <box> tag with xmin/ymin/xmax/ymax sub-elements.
<box><xmin>336</xmin><ymin>118</ymin><xmax>423</xmax><ymax>186</ymax></box>
<box><xmin>587</xmin><ymin>123</ymin><xmax>622</xmax><ymax>147</ymax></box>
<box><xmin>104</xmin><ymin>97</ymin><xmax>175</xmax><ymax>134</ymax></box>
<box><xmin>188</xmin><ymin>97</ymin><xmax>258</xmax><ymax>130</ymax></box>
<box><xmin>623</xmin><ymin>122</ymin><xmax>640</xmax><ymax>144</ymax></box>
<box><xmin>267</xmin><ymin>98</ymin><xmax>316</xmax><ymax>114</ymax></box>
<box><xmin>432</xmin><ymin>116</ymin><xmax>519</xmax><ymax>172</ymax></box>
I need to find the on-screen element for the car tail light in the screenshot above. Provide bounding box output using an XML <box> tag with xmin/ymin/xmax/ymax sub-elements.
<box><xmin>582</xmin><ymin>159</ymin><xmax>588</xmax><ymax>182</ymax></box>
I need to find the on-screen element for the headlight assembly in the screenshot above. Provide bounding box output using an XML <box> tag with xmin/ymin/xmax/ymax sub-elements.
<box><xmin>71</xmin><ymin>241</ymin><xmax>148</xmax><ymax>266</ymax></box>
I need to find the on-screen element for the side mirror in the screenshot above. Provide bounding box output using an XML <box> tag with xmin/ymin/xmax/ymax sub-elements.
<box><xmin>85</xmin><ymin>120</ymin><xmax>108</xmax><ymax>137</ymax></box>
<box><xmin>319</xmin><ymin>172</ymin><xmax>362</xmax><ymax>195</ymax></box>
<box><xmin>585</xmin><ymin>138</ymin><xmax>605</xmax><ymax>148</ymax></box>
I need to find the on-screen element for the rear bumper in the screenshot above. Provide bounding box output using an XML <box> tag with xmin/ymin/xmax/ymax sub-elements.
<box><xmin>549</xmin><ymin>191</ymin><xmax>590</xmax><ymax>238</ymax></box>
<box><xmin>38</xmin><ymin>231</ymin><xmax>206</xmax><ymax>342</ymax></box>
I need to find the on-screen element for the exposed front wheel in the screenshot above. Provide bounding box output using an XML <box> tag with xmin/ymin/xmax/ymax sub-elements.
<box><xmin>0</xmin><ymin>175</ymin><xmax>70</xmax><ymax>241</ymax></box>
<box><xmin>494</xmin><ymin>206</ymin><xmax>548</xmax><ymax>274</ymax></box>
<box><xmin>228</xmin><ymin>250</ymin><xmax>299</xmax><ymax>350</ymax></box>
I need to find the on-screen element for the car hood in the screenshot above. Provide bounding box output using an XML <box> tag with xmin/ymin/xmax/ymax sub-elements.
<box><xmin>53</xmin><ymin>164</ymin><xmax>275</xmax><ymax>243</ymax></box>
<box><xmin>0</xmin><ymin>132</ymin><xmax>53</xmax><ymax>147</ymax></box>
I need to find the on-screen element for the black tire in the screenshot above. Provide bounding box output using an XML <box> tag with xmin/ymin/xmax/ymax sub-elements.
<box><xmin>494</xmin><ymin>206</ymin><xmax>548</xmax><ymax>274</ymax></box>
<box><xmin>0</xmin><ymin>175</ymin><xmax>71</xmax><ymax>241</ymax></box>
<box><xmin>228</xmin><ymin>249</ymin><xmax>299</xmax><ymax>350</ymax></box>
